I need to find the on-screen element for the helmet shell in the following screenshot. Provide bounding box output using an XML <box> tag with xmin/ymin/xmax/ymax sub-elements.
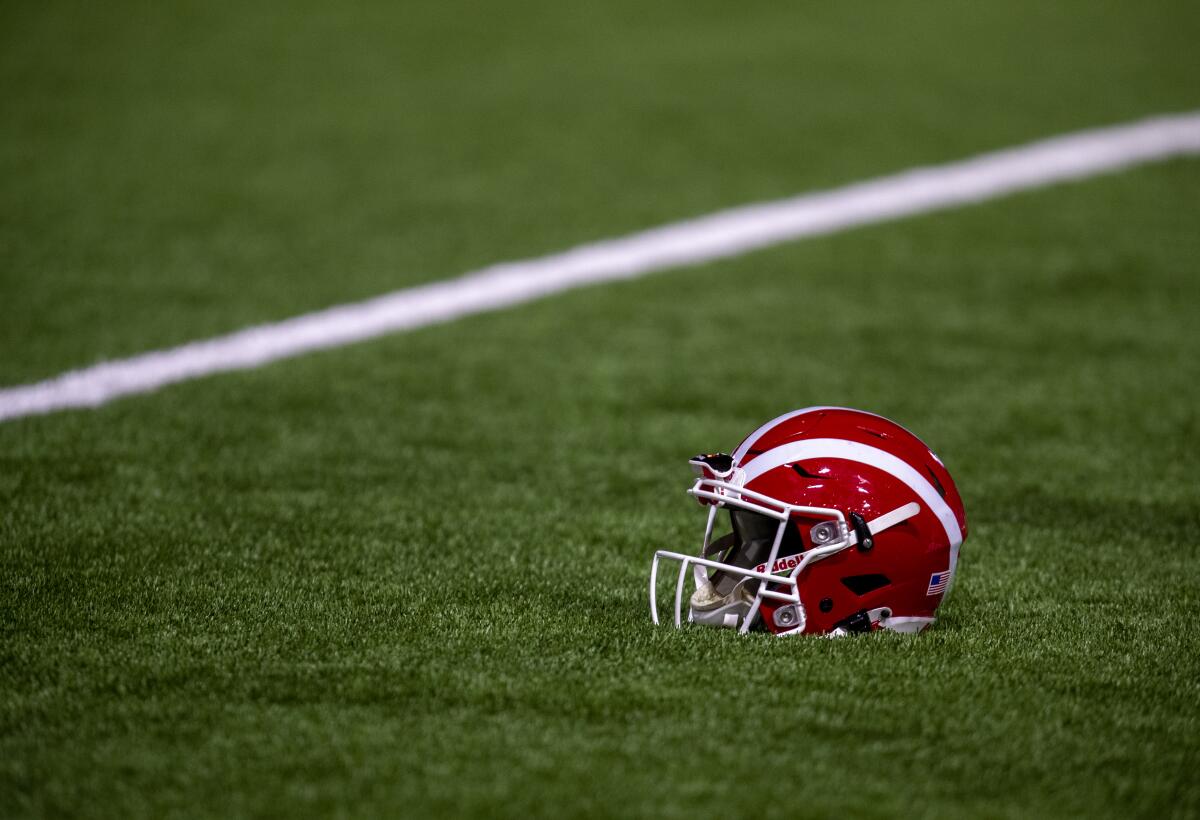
<box><xmin>731</xmin><ymin>408</ymin><xmax>967</xmax><ymax>634</ymax></box>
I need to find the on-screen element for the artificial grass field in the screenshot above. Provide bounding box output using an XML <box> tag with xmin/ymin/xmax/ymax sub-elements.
<box><xmin>3</xmin><ymin>1</ymin><xmax>1200</xmax><ymax>818</ymax></box>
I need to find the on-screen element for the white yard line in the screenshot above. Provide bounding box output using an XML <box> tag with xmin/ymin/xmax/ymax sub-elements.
<box><xmin>4</xmin><ymin>111</ymin><xmax>1200</xmax><ymax>423</ymax></box>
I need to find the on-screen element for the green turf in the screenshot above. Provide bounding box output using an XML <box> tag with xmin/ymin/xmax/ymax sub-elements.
<box><xmin>3</xmin><ymin>158</ymin><xmax>1200</xmax><ymax>816</ymax></box>
<box><xmin>3</xmin><ymin>2</ymin><xmax>1200</xmax><ymax>818</ymax></box>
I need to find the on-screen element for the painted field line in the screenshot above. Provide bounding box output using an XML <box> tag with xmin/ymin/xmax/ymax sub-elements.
<box><xmin>4</xmin><ymin>111</ymin><xmax>1200</xmax><ymax>423</ymax></box>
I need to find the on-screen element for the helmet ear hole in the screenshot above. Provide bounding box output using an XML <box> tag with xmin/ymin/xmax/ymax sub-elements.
<box><xmin>840</xmin><ymin>574</ymin><xmax>891</xmax><ymax>595</ymax></box>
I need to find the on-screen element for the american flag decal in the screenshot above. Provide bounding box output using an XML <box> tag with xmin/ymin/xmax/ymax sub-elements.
<box><xmin>926</xmin><ymin>570</ymin><xmax>951</xmax><ymax>596</ymax></box>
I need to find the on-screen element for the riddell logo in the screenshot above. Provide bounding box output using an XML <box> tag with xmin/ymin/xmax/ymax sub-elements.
<box><xmin>756</xmin><ymin>555</ymin><xmax>803</xmax><ymax>574</ymax></box>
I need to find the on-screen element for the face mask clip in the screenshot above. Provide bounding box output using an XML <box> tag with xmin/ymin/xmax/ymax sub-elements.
<box><xmin>849</xmin><ymin>511</ymin><xmax>874</xmax><ymax>552</ymax></box>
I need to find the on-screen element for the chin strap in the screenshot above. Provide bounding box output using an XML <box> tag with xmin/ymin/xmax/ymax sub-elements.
<box><xmin>689</xmin><ymin>533</ymin><xmax>751</xmax><ymax>628</ymax></box>
<box><xmin>689</xmin><ymin>532</ymin><xmax>737</xmax><ymax>603</ymax></box>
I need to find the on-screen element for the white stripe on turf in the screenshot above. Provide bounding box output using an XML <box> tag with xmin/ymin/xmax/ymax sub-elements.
<box><xmin>3</xmin><ymin>111</ymin><xmax>1200</xmax><ymax>422</ymax></box>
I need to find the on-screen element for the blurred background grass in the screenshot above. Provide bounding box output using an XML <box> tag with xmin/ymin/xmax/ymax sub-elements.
<box><xmin>2</xmin><ymin>1</ymin><xmax>1199</xmax><ymax>818</ymax></box>
<box><xmin>2</xmin><ymin>0</ymin><xmax>1198</xmax><ymax>384</ymax></box>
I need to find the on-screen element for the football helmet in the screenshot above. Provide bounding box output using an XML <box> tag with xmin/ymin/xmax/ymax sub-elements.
<box><xmin>649</xmin><ymin>407</ymin><xmax>967</xmax><ymax>636</ymax></box>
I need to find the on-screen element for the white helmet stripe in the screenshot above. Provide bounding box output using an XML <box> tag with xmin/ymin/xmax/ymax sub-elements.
<box><xmin>731</xmin><ymin>406</ymin><xmax>876</xmax><ymax>462</ymax></box>
<box><xmin>741</xmin><ymin>437</ymin><xmax>964</xmax><ymax>576</ymax></box>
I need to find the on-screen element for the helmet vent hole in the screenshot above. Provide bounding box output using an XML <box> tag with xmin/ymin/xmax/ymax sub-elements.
<box><xmin>857</xmin><ymin>426</ymin><xmax>889</xmax><ymax>440</ymax></box>
<box><xmin>791</xmin><ymin>464</ymin><xmax>821</xmax><ymax>479</ymax></box>
<box><xmin>840</xmin><ymin>574</ymin><xmax>892</xmax><ymax>596</ymax></box>
<box><xmin>925</xmin><ymin>466</ymin><xmax>947</xmax><ymax>498</ymax></box>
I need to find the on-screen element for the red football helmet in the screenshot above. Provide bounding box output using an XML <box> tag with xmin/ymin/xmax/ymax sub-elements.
<box><xmin>650</xmin><ymin>407</ymin><xmax>967</xmax><ymax>636</ymax></box>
